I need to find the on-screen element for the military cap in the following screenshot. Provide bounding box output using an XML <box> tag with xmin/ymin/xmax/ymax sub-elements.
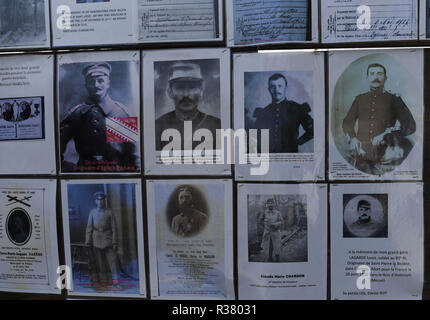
<box><xmin>168</xmin><ymin>62</ymin><xmax>203</xmax><ymax>82</ymax></box>
<box><xmin>178</xmin><ymin>186</ymin><xmax>193</xmax><ymax>195</ymax></box>
<box><xmin>357</xmin><ymin>200</ymin><xmax>371</xmax><ymax>210</ymax></box>
<box><xmin>82</xmin><ymin>62</ymin><xmax>112</xmax><ymax>79</ymax></box>
<box><xmin>93</xmin><ymin>191</ymin><xmax>106</xmax><ymax>200</ymax></box>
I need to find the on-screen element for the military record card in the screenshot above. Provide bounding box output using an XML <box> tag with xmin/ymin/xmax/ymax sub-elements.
<box><xmin>146</xmin><ymin>179</ymin><xmax>234</xmax><ymax>300</ymax></box>
<box><xmin>57</xmin><ymin>50</ymin><xmax>141</xmax><ymax>174</ymax></box>
<box><xmin>0</xmin><ymin>54</ymin><xmax>56</xmax><ymax>175</ymax></box>
<box><xmin>0</xmin><ymin>0</ymin><xmax>51</xmax><ymax>50</ymax></box>
<box><xmin>61</xmin><ymin>179</ymin><xmax>146</xmax><ymax>298</ymax></box>
<box><xmin>330</xmin><ymin>183</ymin><xmax>423</xmax><ymax>300</ymax></box>
<box><xmin>0</xmin><ymin>179</ymin><xmax>59</xmax><ymax>294</ymax></box>
<box><xmin>237</xmin><ymin>183</ymin><xmax>327</xmax><ymax>300</ymax></box>
<box><xmin>226</xmin><ymin>0</ymin><xmax>318</xmax><ymax>47</ymax></box>
<box><xmin>322</xmin><ymin>0</ymin><xmax>418</xmax><ymax>43</ymax></box>
<box><xmin>51</xmin><ymin>0</ymin><xmax>136</xmax><ymax>47</ymax></box>
<box><xmin>137</xmin><ymin>0</ymin><xmax>223</xmax><ymax>43</ymax></box>
<box><xmin>143</xmin><ymin>48</ymin><xmax>231</xmax><ymax>176</ymax></box>
<box><xmin>329</xmin><ymin>49</ymin><xmax>423</xmax><ymax>180</ymax></box>
<box><xmin>233</xmin><ymin>51</ymin><xmax>325</xmax><ymax>181</ymax></box>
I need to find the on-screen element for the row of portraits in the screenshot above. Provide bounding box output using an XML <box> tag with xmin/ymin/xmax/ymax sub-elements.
<box><xmin>0</xmin><ymin>179</ymin><xmax>423</xmax><ymax>300</ymax></box>
<box><xmin>0</xmin><ymin>48</ymin><xmax>424</xmax><ymax>180</ymax></box>
<box><xmin>4</xmin><ymin>0</ymin><xmax>430</xmax><ymax>50</ymax></box>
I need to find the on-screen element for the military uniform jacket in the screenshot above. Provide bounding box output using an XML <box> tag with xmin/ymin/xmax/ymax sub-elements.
<box><xmin>60</xmin><ymin>95</ymin><xmax>136</xmax><ymax>167</ymax></box>
<box><xmin>171</xmin><ymin>208</ymin><xmax>208</xmax><ymax>237</ymax></box>
<box><xmin>342</xmin><ymin>89</ymin><xmax>416</xmax><ymax>143</ymax></box>
<box><xmin>254</xmin><ymin>99</ymin><xmax>314</xmax><ymax>153</ymax></box>
<box><xmin>85</xmin><ymin>208</ymin><xmax>118</xmax><ymax>249</ymax></box>
<box><xmin>155</xmin><ymin>110</ymin><xmax>220</xmax><ymax>151</ymax></box>
<box><xmin>263</xmin><ymin>209</ymin><xmax>283</xmax><ymax>232</ymax></box>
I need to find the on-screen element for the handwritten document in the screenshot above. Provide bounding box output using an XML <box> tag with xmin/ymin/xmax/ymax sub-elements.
<box><xmin>322</xmin><ymin>0</ymin><xmax>417</xmax><ymax>42</ymax></box>
<box><xmin>138</xmin><ymin>0</ymin><xmax>218</xmax><ymax>41</ymax></box>
<box><xmin>233</xmin><ymin>0</ymin><xmax>310</xmax><ymax>45</ymax></box>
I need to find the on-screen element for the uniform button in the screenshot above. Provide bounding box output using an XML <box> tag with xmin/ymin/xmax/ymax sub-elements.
<box><xmin>371</xmin><ymin>109</ymin><xmax>375</xmax><ymax>112</ymax></box>
<box><xmin>92</xmin><ymin>120</ymin><xmax>99</xmax><ymax>125</ymax></box>
<box><xmin>372</xmin><ymin>102</ymin><xmax>375</xmax><ymax>105</ymax></box>
<box><xmin>371</xmin><ymin>116</ymin><xmax>374</xmax><ymax>119</ymax></box>
<box><xmin>93</xmin><ymin>129</ymin><xmax>98</xmax><ymax>134</ymax></box>
<box><xmin>370</xmin><ymin>130</ymin><xmax>373</xmax><ymax>134</ymax></box>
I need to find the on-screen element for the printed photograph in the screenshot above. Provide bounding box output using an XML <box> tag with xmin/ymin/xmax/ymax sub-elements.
<box><xmin>59</xmin><ymin>60</ymin><xmax>140</xmax><ymax>173</ymax></box>
<box><xmin>245</xmin><ymin>71</ymin><xmax>314</xmax><ymax>153</ymax></box>
<box><xmin>331</xmin><ymin>53</ymin><xmax>419</xmax><ymax>175</ymax></box>
<box><xmin>6</xmin><ymin>208</ymin><xmax>32</xmax><ymax>246</ymax></box>
<box><xmin>154</xmin><ymin>59</ymin><xmax>221</xmax><ymax>151</ymax></box>
<box><xmin>0</xmin><ymin>97</ymin><xmax>44</xmax><ymax>141</ymax></box>
<box><xmin>0</xmin><ymin>0</ymin><xmax>47</xmax><ymax>47</ymax></box>
<box><xmin>164</xmin><ymin>185</ymin><xmax>209</xmax><ymax>237</ymax></box>
<box><xmin>247</xmin><ymin>194</ymin><xmax>308</xmax><ymax>263</ymax></box>
<box><xmin>66</xmin><ymin>183</ymin><xmax>140</xmax><ymax>294</ymax></box>
<box><xmin>343</xmin><ymin>194</ymin><xmax>388</xmax><ymax>238</ymax></box>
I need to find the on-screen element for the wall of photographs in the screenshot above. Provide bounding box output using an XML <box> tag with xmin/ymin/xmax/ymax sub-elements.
<box><xmin>0</xmin><ymin>0</ymin><xmax>428</xmax><ymax>300</ymax></box>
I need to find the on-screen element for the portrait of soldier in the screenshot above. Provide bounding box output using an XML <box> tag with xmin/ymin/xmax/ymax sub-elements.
<box><xmin>85</xmin><ymin>191</ymin><xmax>120</xmax><ymax>287</ymax></box>
<box><xmin>260</xmin><ymin>198</ymin><xmax>283</xmax><ymax>262</ymax></box>
<box><xmin>7</xmin><ymin>210</ymin><xmax>31</xmax><ymax>245</ymax></box>
<box><xmin>347</xmin><ymin>200</ymin><xmax>380</xmax><ymax>238</ymax></box>
<box><xmin>171</xmin><ymin>186</ymin><xmax>208</xmax><ymax>237</ymax></box>
<box><xmin>155</xmin><ymin>61</ymin><xmax>220</xmax><ymax>151</ymax></box>
<box><xmin>60</xmin><ymin>62</ymin><xmax>138</xmax><ymax>171</ymax></box>
<box><xmin>252</xmin><ymin>73</ymin><xmax>314</xmax><ymax>153</ymax></box>
<box><xmin>342</xmin><ymin>63</ymin><xmax>416</xmax><ymax>175</ymax></box>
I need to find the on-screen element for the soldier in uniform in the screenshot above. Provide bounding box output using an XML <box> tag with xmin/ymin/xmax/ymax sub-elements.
<box><xmin>252</xmin><ymin>73</ymin><xmax>314</xmax><ymax>153</ymax></box>
<box><xmin>348</xmin><ymin>200</ymin><xmax>380</xmax><ymax>238</ymax></box>
<box><xmin>85</xmin><ymin>191</ymin><xmax>120</xmax><ymax>287</ymax></box>
<box><xmin>342</xmin><ymin>63</ymin><xmax>416</xmax><ymax>175</ymax></box>
<box><xmin>171</xmin><ymin>187</ymin><xmax>208</xmax><ymax>237</ymax></box>
<box><xmin>260</xmin><ymin>198</ymin><xmax>283</xmax><ymax>262</ymax></box>
<box><xmin>155</xmin><ymin>62</ymin><xmax>220</xmax><ymax>151</ymax></box>
<box><xmin>60</xmin><ymin>62</ymin><xmax>138</xmax><ymax>171</ymax></box>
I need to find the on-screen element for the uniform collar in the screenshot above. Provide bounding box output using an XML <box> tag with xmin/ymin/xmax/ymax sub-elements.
<box><xmin>370</xmin><ymin>87</ymin><xmax>385</xmax><ymax>96</ymax></box>
<box><xmin>272</xmin><ymin>98</ymin><xmax>287</xmax><ymax>107</ymax></box>
<box><xmin>86</xmin><ymin>95</ymin><xmax>115</xmax><ymax>116</ymax></box>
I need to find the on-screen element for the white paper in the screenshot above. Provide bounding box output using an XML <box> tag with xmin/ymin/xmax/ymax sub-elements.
<box><xmin>0</xmin><ymin>54</ymin><xmax>56</xmax><ymax>175</ymax></box>
<box><xmin>61</xmin><ymin>179</ymin><xmax>146</xmax><ymax>298</ymax></box>
<box><xmin>57</xmin><ymin>50</ymin><xmax>141</xmax><ymax>174</ymax></box>
<box><xmin>137</xmin><ymin>0</ymin><xmax>223</xmax><ymax>42</ymax></box>
<box><xmin>0</xmin><ymin>0</ymin><xmax>50</xmax><ymax>50</ymax></box>
<box><xmin>51</xmin><ymin>0</ymin><xmax>136</xmax><ymax>47</ymax></box>
<box><xmin>237</xmin><ymin>183</ymin><xmax>327</xmax><ymax>300</ymax></box>
<box><xmin>146</xmin><ymin>179</ymin><xmax>234</xmax><ymax>300</ymax></box>
<box><xmin>143</xmin><ymin>48</ymin><xmax>231</xmax><ymax>176</ymax></box>
<box><xmin>0</xmin><ymin>179</ymin><xmax>59</xmax><ymax>295</ymax></box>
<box><xmin>330</xmin><ymin>183</ymin><xmax>424</xmax><ymax>300</ymax></box>
<box><xmin>322</xmin><ymin>0</ymin><xmax>418</xmax><ymax>43</ymax></box>
<box><xmin>226</xmin><ymin>0</ymin><xmax>318</xmax><ymax>47</ymax></box>
<box><xmin>329</xmin><ymin>48</ymin><xmax>423</xmax><ymax>180</ymax></box>
<box><xmin>233</xmin><ymin>51</ymin><xmax>325</xmax><ymax>181</ymax></box>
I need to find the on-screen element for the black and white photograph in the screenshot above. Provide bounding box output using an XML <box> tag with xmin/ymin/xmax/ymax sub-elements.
<box><xmin>51</xmin><ymin>0</ymin><xmax>134</xmax><ymax>47</ymax></box>
<box><xmin>245</xmin><ymin>71</ymin><xmax>314</xmax><ymax>154</ymax></box>
<box><xmin>322</xmin><ymin>0</ymin><xmax>418</xmax><ymax>43</ymax></box>
<box><xmin>0</xmin><ymin>54</ymin><xmax>55</xmax><ymax>175</ymax></box>
<box><xmin>0</xmin><ymin>179</ymin><xmax>59</xmax><ymax>294</ymax></box>
<box><xmin>143</xmin><ymin>48</ymin><xmax>231</xmax><ymax>176</ymax></box>
<box><xmin>343</xmin><ymin>194</ymin><xmax>388</xmax><ymax>238</ymax></box>
<box><xmin>237</xmin><ymin>184</ymin><xmax>327</xmax><ymax>300</ymax></box>
<box><xmin>329</xmin><ymin>49</ymin><xmax>423</xmax><ymax>180</ymax></box>
<box><xmin>233</xmin><ymin>52</ymin><xmax>325</xmax><ymax>181</ymax></box>
<box><xmin>330</xmin><ymin>183</ymin><xmax>424</xmax><ymax>299</ymax></box>
<box><xmin>247</xmin><ymin>195</ymin><xmax>308</xmax><ymax>263</ymax></box>
<box><xmin>61</xmin><ymin>179</ymin><xmax>146</xmax><ymax>298</ymax></box>
<box><xmin>146</xmin><ymin>179</ymin><xmax>234</xmax><ymax>299</ymax></box>
<box><xmin>226</xmin><ymin>0</ymin><xmax>318</xmax><ymax>47</ymax></box>
<box><xmin>57</xmin><ymin>51</ymin><xmax>140</xmax><ymax>174</ymax></box>
<box><xmin>0</xmin><ymin>0</ymin><xmax>50</xmax><ymax>49</ymax></box>
<box><xmin>138</xmin><ymin>0</ymin><xmax>223</xmax><ymax>43</ymax></box>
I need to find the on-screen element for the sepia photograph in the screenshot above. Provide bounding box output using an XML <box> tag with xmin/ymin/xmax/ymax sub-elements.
<box><xmin>58</xmin><ymin>51</ymin><xmax>140</xmax><ymax>173</ymax></box>
<box><xmin>247</xmin><ymin>195</ymin><xmax>308</xmax><ymax>263</ymax></box>
<box><xmin>62</xmin><ymin>180</ymin><xmax>146</xmax><ymax>298</ymax></box>
<box><xmin>343</xmin><ymin>194</ymin><xmax>388</xmax><ymax>238</ymax></box>
<box><xmin>330</xmin><ymin>49</ymin><xmax>423</xmax><ymax>180</ymax></box>
<box><xmin>0</xmin><ymin>0</ymin><xmax>49</xmax><ymax>48</ymax></box>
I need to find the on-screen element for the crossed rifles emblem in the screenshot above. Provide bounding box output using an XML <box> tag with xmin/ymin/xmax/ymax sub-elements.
<box><xmin>6</xmin><ymin>195</ymin><xmax>32</xmax><ymax>207</ymax></box>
